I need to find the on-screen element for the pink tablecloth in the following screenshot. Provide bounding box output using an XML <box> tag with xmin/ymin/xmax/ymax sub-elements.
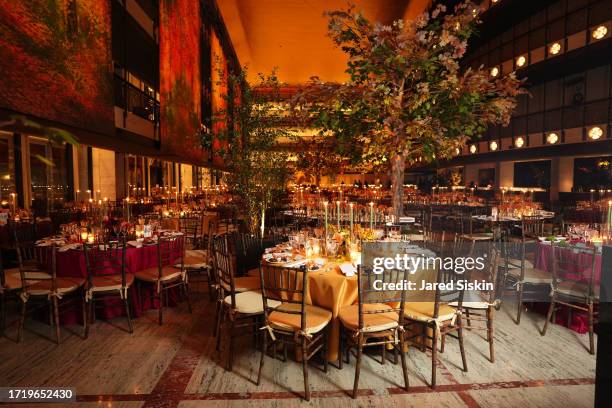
<box><xmin>534</xmin><ymin>242</ymin><xmax>601</xmax><ymax>334</ymax></box>
<box><xmin>37</xmin><ymin>244</ymin><xmax>181</xmax><ymax>324</ymax></box>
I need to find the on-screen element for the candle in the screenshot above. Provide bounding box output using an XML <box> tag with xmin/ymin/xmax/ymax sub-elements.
<box><xmin>349</xmin><ymin>202</ymin><xmax>354</xmax><ymax>236</ymax></box>
<box><xmin>87</xmin><ymin>234</ymin><xmax>95</xmax><ymax>244</ymax></box>
<box><xmin>369</xmin><ymin>202</ymin><xmax>374</xmax><ymax>230</ymax></box>
<box><xmin>80</xmin><ymin>230</ymin><xmax>88</xmax><ymax>242</ymax></box>
<box><xmin>324</xmin><ymin>201</ymin><xmax>328</xmax><ymax>238</ymax></box>
<box><xmin>336</xmin><ymin>201</ymin><xmax>341</xmax><ymax>230</ymax></box>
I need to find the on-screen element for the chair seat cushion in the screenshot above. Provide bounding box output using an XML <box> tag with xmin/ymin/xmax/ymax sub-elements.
<box><xmin>223</xmin><ymin>291</ymin><xmax>280</xmax><ymax>315</ymax></box>
<box><xmin>338</xmin><ymin>303</ymin><xmax>399</xmax><ymax>332</ymax></box>
<box><xmin>508</xmin><ymin>268</ymin><xmax>551</xmax><ymax>284</ymax></box>
<box><xmin>269</xmin><ymin>303</ymin><xmax>332</xmax><ymax>335</ymax></box>
<box><xmin>135</xmin><ymin>266</ymin><xmax>182</xmax><ymax>283</ymax></box>
<box><xmin>90</xmin><ymin>273</ymin><xmax>135</xmax><ymax>292</ymax></box>
<box><xmin>403</xmin><ymin>302</ymin><xmax>457</xmax><ymax>323</ymax></box>
<box><xmin>28</xmin><ymin>277</ymin><xmax>85</xmax><ymax>297</ymax></box>
<box><xmin>3</xmin><ymin>269</ymin><xmax>52</xmax><ymax>291</ymax></box>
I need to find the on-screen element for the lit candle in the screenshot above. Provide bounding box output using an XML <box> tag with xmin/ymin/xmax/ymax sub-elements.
<box><xmin>369</xmin><ymin>202</ymin><xmax>374</xmax><ymax>230</ymax></box>
<box><xmin>87</xmin><ymin>234</ymin><xmax>95</xmax><ymax>244</ymax></box>
<box><xmin>336</xmin><ymin>201</ymin><xmax>341</xmax><ymax>230</ymax></box>
<box><xmin>80</xmin><ymin>229</ymin><xmax>88</xmax><ymax>242</ymax></box>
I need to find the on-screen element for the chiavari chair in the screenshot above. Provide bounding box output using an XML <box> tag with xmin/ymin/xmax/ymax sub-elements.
<box><xmin>501</xmin><ymin>238</ymin><xmax>551</xmax><ymax>324</ymax></box>
<box><xmin>338</xmin><ymin>265</ymin><xmax>409</xmax><ymax>398</ymax></box>
<box><xmin>402</xmin><ymin>262</ymin><xmax>468</xmax><ymax>388</ymax></box>
<box><xmin>135</xmin><ymin>234</ymin><xmax>191</xmax><ymax>325</ymax></box>
<box><xmin>212</xmin><ymin>234</ymin><xmax>272</xmax><ymax>371</ymax></box>
<box><xmin>521</xmin><ymin>215</ymin><xmax>544</xmax><ymax>239</ymax></box>
<box><xmin>0</xmin><ymin>252</ymin><xmax>24</xmax><ymax>336</ymax></box>
<box><xmin>542</xmin><ymin>243</ymin><xmax>599</xmax><ymax>354</ymax></box>
<box><xmin>83</xmin><ymin>236</ymin><xmax>133</xmax><ymax>335</ymax></box>
<box><xmin>257</xmin><ymin>263</ymin><xmax>331</xmax><ymax>401</ymax></box>
<box><xmin>179</xmin><ymin>213</ymin><xmax>203</xmax><ymax>248</ymax></box>
<box><xmin>181</xmin><ymin>217</ymin><xmax>218</xmax><ymax>300</ymax></box>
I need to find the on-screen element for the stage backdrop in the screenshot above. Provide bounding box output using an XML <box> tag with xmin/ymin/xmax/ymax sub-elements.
<box><xmin>0</xmin><ymin>0</ymin><xmax>115</xmax><ymax>136</ymax></box>
<box><xmin>159</xmin><ymin>0</ymin><xmax>205</xmax><ymax>163</ymax></box>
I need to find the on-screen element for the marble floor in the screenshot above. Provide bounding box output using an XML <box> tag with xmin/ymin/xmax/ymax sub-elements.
<box><xmin>0</xmin><ymin>285</ymin><xmax>596</xmax><ymax>408</ymax></box>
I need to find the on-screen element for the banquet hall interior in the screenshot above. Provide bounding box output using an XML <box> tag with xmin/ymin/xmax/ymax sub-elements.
<box><xmin>0</xmin><ymin>0</ymin><xmax>610</xmax><ymax>407</ymax></box>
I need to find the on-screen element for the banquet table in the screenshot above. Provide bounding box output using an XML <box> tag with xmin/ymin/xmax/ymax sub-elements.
<box><xmin>533</xmin><ymin>242</ymin><xmax>602</xmax><ymax>333</ymax></box>
<box><xmin>36</xmin><ymin>241</ymin><xmax>182</xmax><ymax>324</ymax></box>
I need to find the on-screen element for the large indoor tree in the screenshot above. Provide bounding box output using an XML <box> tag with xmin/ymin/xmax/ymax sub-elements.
<box><xmin>293</xmin><ymin>1</ymin><xmax>526</xmax><ymax>218</ymax></box>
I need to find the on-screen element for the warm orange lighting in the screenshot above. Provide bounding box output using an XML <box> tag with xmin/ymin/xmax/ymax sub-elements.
<box><xmin>455</xmin><ymin>147</ymin><xmax>461</xmax><ymax>155</ymax></box>
<box><xmin>546</xmin><ymin>132</ymin><xmax>559</xmax><ymax>144</ymax></box>
<box><xmin>490</xmin><ymin>141</ymin><xmax>498</xmax><ymax>151</ymax></box>
<box><xmin>516</xmin><ymin>55</ymin><xmax>527</xmax><ymax>67</ymax></box>
<box><xmin>592</xmin><ymin>25</ymin><xmax>608</xmax><ymax>40</ymax></box>
<box><xmin>490</xmin><ymin>67</ymin><xmax>499</xmax><ymax>77</ymax></box>
<box><xmin>469</xmin><ymin>144</ymin><xmax>477</xmax><ymax>154</ymax></box>
<box><xmin>515</xmin><ymin>137</ymin><xmax>525</xmax><ymax>148</ymax></box>
<box><xmin>588</xmin><ymin>126</ymin><xmax>603</xmax><ymax>140</ymax></box>
<box><xmin>549</xmin><ymin>42</ymin><xmax>562</xmax><ymax>55</ymax></box>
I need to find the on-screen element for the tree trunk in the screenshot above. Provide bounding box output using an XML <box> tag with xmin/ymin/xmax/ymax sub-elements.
<box><xmin>390</xmin><ymin>152</ymin><xmax>407</xmax><ymax>220</ymax></box>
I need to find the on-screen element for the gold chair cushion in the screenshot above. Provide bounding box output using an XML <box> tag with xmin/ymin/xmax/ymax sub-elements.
<box><xmin>27</xmin><ymin>277</ymin><xmax>85</xmax><ymax>297</ymax></box>
<box><xmin>508</xmin><ymin>267</ymin><xmax>551</xmax><ymax>284</ymax></box>
<box><xmin>135</xmin><ymin>266</ymin><xmax>183</xmax><ymax>283</ymax></box>
<box><xmin>223</xmin><ymin>291</ymin><xmax>281</xmax><ymax>315</ymax></box>
<box><xmin>90</xmin><ymin>273</ymin><xmax>135</xmax><ymax>292</ymax></box>
<box><xmin>338</xmin><ymin>303</ymin><xmax>399</xmax><ymax>332</ymax></box>
<box><xmin>403</xmin><ymin>302</ymin><xmax>457</xmax><ymax>323</ymax></box>
<box><xmin>221</xmin><ymin>276</ymin><xmax>261</xmax><ymax>292</ymax></box>
<box><xmin>3</xmin><ymin>269</ymin><xmax>53</xmax><ymax>291</ymax></box>
<box><xmin>269</xmin><ymin>303</ymin><xmax>332</xmax><ymax>335</ymax></box>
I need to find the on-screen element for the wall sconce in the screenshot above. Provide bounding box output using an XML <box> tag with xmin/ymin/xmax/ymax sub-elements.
<box><xmin>515</xmin><ymin>136</ymin><xmax>525</xmax><ymax>148</ymax></box>
<box><xmin>490</xmin><ymin>66</ymin><xmax>499</xmax><ymax>77</ymax></box>
<box><xmin>588</xmin><ymin>126</ymin><xmax>603</xmax><ymax>140</ymax></box>
<box><xmin>489</xmin><ymin>141</ymin><xmax>498</xmax><ymax>151</ymax></box>
<box><xmin>469</xmin><ymin>144</ymin><xmax>477</xmax><ymax>154</ymax></box>
<box><xmin>516</xmin><ymin>55</ymin><xmax>527</xmax><ymax>67</ymax></box>
<box><xmin>549</xmin><ymin>42</ymin><xmax>562</xmax><ymax>55</ymax></box>
<box><xmin>546</xmin><ymin>132</ymin><xmax>559</xmax><ymax>144</ymax></box>
<box><xmin>592</xmin><ymin>25</ymin><xmax>608</xmax><ymax>40</ymax></box>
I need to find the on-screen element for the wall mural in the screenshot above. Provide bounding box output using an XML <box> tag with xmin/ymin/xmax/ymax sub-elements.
<box><xmin>0</xmin><ymin>0</ymin><xmax>114</xmax><ymax>136</ymax></box>
<box><xmin>159</xmin><ymin>0</ymin><xmax>204</xmax><ymax>163</ymax></box>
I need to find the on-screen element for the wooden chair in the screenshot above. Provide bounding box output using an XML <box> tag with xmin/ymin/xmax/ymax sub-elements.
<box><xmin>338</xmin><ymin>265</ymin><xmax>410</xmax><ymax>398</ymax></box>
<box><xmin>257</xmin><ymin>264</ymin><xmax>332</xmax><ymax>401</ymax></box>
<box><xmin>135</xmin><ymin>234</ymin><xmax>191</xmax><ymax>325</ymax></box>
<box><xmin>17</xmin><ymin>243</ymin><xmax>86</xmax><ymax>344</ymax></box>
<box><xmin>501</xmin><ymin>239</ymin><xmax>551</xmax><ymax>324</ymax></box>
<box><xmin>542</xmin><ymin>243</ymin><xmax>599</xmax><ymax>354</ymax></box>
<box><xmin>181</xmin><ymin>218</ymin><xmax>218</xmax><ymax>301</ymax></box>
<box><xmin>83</xmin><ymin>237</ymin><xmax>134</xmax><ymax>335</ymax></box>
<box><xmin>402</xmin><ymin>264</ymin><xmax>468</xmax><ymax>388</ymax></box>
<box><xmin>179</xmin><ymin>214</ymin><xmax>203</xmax><ymax>248</ymax></box>
<box><xmin>0</xmin><ymin>251</ymin><xmax>23</xmax><ymax>336</ymax></box>
<box><xmin>521</xmin><ymin>215</ymin><xmax>544</xmax><ymax>239</ymax></box>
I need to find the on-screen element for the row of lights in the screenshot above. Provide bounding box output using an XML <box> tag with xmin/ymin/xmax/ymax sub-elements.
<box><xmin>489</xmin><ymin>24</ymin><xmax>608</xmax><ymax>77</ymax></box>
<box><xmin>466</xmin><ymin>126</ymin><xmax>604</xmax><ymax>154</ymax></box>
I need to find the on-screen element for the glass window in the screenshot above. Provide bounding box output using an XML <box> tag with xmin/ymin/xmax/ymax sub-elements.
<box><xmin>0</xmin><ymin>134</ymin><xmax>15</xmax><ymax>206</ymax></box>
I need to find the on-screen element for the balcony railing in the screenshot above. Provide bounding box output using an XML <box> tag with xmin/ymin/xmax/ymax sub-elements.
<box><xmin>114</xmin><ymin>74</ymin><xmax>160</xmax><ymax>123</ymax></box>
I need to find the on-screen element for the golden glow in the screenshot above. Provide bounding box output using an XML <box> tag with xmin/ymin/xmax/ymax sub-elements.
<box><xmin>515</xmin><ymin>137</ymin><xmax>525</xmax><ymax>148</ymax></box>
<box><xmin>549</xmin><ymin>42</ymin><xmax>561</xmax><ymax>55</ymax></box>
<box><xmin>592</xmin><ymin>25</ymin><xmax>608</xmax><ymax>40</ymax></box>
<box><xmin>490</xmin><ymin>66</ymin><xmax>499</xmax><ymax>77</ymax></box>
<box><xmin>469</xmin><ymin>144</ymin><xmax>477</xmax><ymax>154</ymax></box>
<box><xmin>516</xmin><ymin>55</ymin><xmax>527</xmax><ymax>67</ymax></box>
<box><xmin>546</xmin><ymin>132</ymin><xmax>559</xmax><ymax>144</ymax></box>
<box><xmin>489</xmin><ymin>141</ymin><xmax>498</xmax><ymax>151</ymax></box>
<box><xmin>455</xmin><ymin>147</ymin><xmax>461</xmax><ymax>155</ymax></box>
<box><xmin>588</xmin><ymin>126</ymin><xmax>603</xmax><ymax>140</ymax></box>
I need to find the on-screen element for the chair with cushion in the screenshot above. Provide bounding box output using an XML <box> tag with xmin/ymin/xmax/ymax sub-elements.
<box><xmin>179</xmin><ymin>218</ymin><xmax>217</xmax><ymax>300</ymax></box>
<box><xmin>338</xmin><ymin>265</ymin><xmax>409</xmax><ymax>398</ymax></box>
<box><xmin>84</xmin><ymin>236</ymin><xmax>134</xmax><ymax>335</ymax></box>
<box><xmin>403</xmin><ymin>263</ymin><xmax>467</xmax><ymax>388</ymax></box>
<box><xmin>135</xmin><ymin>234</ymin><xmax>191</xmax><ymax>325</ymax></box>
<box><xmin>17</xmin><ymin>244</ymin><xmax>86</xmax><ymax>343</ymax></box>
<box><xmin>541</xmin><ymin>243</ymin><xmax>599</xmax><ymax>354</ymax></box>
<box><xmin>257</xmin><ymin>263</ymin><xmax>331</xmax><ymax>401</ymax></box>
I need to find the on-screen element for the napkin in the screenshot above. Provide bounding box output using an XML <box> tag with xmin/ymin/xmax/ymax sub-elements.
<box><xmin>339</xmin><ymin>262</ymin><xmax>357</xmax><ymax>277</ymax></box>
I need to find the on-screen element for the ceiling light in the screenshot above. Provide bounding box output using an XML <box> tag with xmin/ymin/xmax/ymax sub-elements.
<box><xmin>588</xmin><ymin>126</ymin><xmax>603</xmax><ymax>140</ymax></box>
<box><xmin>592</xmin><ymin>25</ymin><xmax>608</xmax><ymax>40</ymax></box>
<box><xmin>490</xmin><ymin>141</ymin><xmax>498</xmax><ymax>151</ymax></box>
<box><xmin>490</xmin><ymin>67</ymin><xmax>499</xmax><ymax>77</ymax></box>
<box><xmin>515</xmin><ymin>136</ymin><xmax>525</xmax><ymax>148</ymax></box>
<box><xmin>516</xmin><ymin>55</ymin><xmax>527</xmax><ymax>67</ymax></box>
<box><xmin>469</xmin><ymin>144</ymin><xmax>477</xmax><ymax>154</ymax></box>
<box><xmin>549</xmin><ymin>42</ymin><xmax>561</xmax><ymax>55</ymax></box>
<box><xmin>546</xmin><ymin>132</ymin><xmax>559</xmax><ymax>144</ymax></box>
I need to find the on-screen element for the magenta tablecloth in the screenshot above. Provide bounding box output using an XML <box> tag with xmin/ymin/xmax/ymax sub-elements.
<box><xmin>534</xmin><ymin>242</ymin><xmax>601</xmax><ymax>334</ymax></box>
<box><xmin>37</xmin><ymin>244</ymin><xmax>181</xmax><ymax>324</ymax></box>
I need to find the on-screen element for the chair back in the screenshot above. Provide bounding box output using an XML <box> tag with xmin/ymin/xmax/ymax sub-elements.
<box><xmin>259</xmin><ymin>264</ymin><xmax>307</xmax><ymax>334</ymax></box>
<box><xmin>179</xmin><ymin>214</ymin><xmax>202</xmax><ymax>246</ymax></box>
<box><xmin>13</xmin><ymin>223</ymin><xmax>38</xmax><ymax>267</ymax></box>
<box><xmin>156</xmin><ymin>234</ymin><xmax>185</xmax><ymax>278</ymax></box>
<box><xmin>521</xmin><ymin>215</ymin><xmax>544</xmax><ymax>239</ymax></box>
<box><xmin>357</xmin><ymin>265</ymin><xmax>408</xmax><ymax>330</ymax></box>
<box><xmin>551</xmin><ymin>243</ymin><xmax>598</xmax><ymax>299</ymax></box>
<box><xmin>83</xmin><ymin>236</ymin><xmax>127</xmax><ymax>289</ymax></box>
<box><xmin>212</xmin><ymin>233</ymin><xmax>236</xmax><ymax>301</ymax></box>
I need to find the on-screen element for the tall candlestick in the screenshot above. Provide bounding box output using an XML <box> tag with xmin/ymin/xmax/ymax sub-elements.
<box><xmin>324</xmin><ymin>201</ymin><xmax>328</xmax><ymax>238</ymax></box>
<box><xmin>336</xmin><ymin>201</ymin><xmax>341</xmax><ymax>230</ymax></box>
<box><xmin>349</xmin><ymin>203</ymin><xmax>354</xmax><ymax>236</ymax></box>
<box><xmin>369</xmin><ymin>202</ymin><xmax>374</xmax><ymax>230</ymax></box>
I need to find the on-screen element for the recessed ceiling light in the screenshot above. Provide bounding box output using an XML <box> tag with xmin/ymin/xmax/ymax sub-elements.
<box><xmin>549</xmin><ymin>42</ymin><xmax>562</xmax><ymax>55</ymax></box>
<box><xmin>592</xmin><ymin>25</ymin><xmax>608</xmax><ymax>40</ymax></box>
<box><xmin>588</xmin><ymin>126</ymin><xmax>603</xmax><ymax>140</ymax></box>
<box><xmin>469</xmin><ymin>144</ymin><xmax>477</xmax><ymax>154</ymax></box>
<box><xmin>490</xmin><ymin>67</ymin><xmax>499</xmax><ymax>77</ymax></box>
<box><xmin>516</xmin><ymin>55</ymin><xmax>527</xmax><ymax>67</ymax></box>
<box><xmin>490</xmin><ymin>141</ymin><xmax>498</xmax><ymax>151</ymax></box>
<box><xmin>546</xmin><ymin>132</ymin><xmax>559</xmax><ymax>144</ymax></box>
<box><xmin>515</xmin><ymin>136</ymin><xmax>525</xmax><ymax>148</ymax></box>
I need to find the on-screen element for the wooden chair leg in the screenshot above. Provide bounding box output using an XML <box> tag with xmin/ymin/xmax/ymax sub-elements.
<box><xmin>515</xmin><ymin>284</ymin><xmax>523</xmax><ymax>325</ymax></box>
<box><xmin>124</xmin><ymin>295</ymin><xmax>133</xmax><ymax>334</ymax></box>
<box><xmin>183</xmin><ymin>282</ymin><xmax>192</xmax><ymax>313</ymax></box>
<box><xmin>48</xmin><ymin>299</ymin><xmax>54</xmax><ymax>326</ymax></box>
<box><xmin>158</xmin><ymin>287</ymin><xmax>164</xmax><ymax>326</ymax></box>
<box><xmin>227</xmin><ymin>317</ymin><xmax>235</xmax><ymax>371</ymax></box>
<box><xmin>431</xmin><ymin>326</ymin><xmax>438</xmax><ymax>388</ymax></box>
<box><xmin>206</xmin><ymin>268</ymin><xmax>214</xmax><ymax>302</ymax></box>
<box><xmin>215</xmin><ymin>305</ymin><xmax>224</xmax><ymax>351</ymax></box>
<box><xmin>256</xmin><ymin>328</ymin><xmax>267</xmax><ymax>385</ymax></box>
<box><xmin>399</xmin><ymin>334</ymin><xmax>409</xmax><ymax>391</ymax></box>
<box><xmin>53</xmin><ymin>296</ymin><xmax>60</xmax><ymax>345</ymax></box>
<box><xmin>440</xmin><ymin>333</ymin><xmax>446</xmax><ymax>353</ymax></box>
<box><xmin>352</xmin><ymin>334</ymin><xmax>364</xmax><ymax>398</ymax></box>
<box><xmin>82</xmin><ymin>290</ymin><xmax>88</xmax><ymax>339</ymax></box>
<box><xmin>588</xmin><ymin>302</ymin><xmax>595</xmax><ymax>355</ymax></box>
<box><xmin>381</xmin><ymin>342</ymin><xmax>386</xmax><ymax>365</ymax></box>
<box><xmin>302</xmin><ymin>337</ymin><xmax>310</xmax><ymax>401</ymax></box>
<box><xmin>487</xmin><ymin>306</ymin><xmax>495</xmax><ymax>363</ymax></box>
<box><xmin>465</xmin><ymin>308</ymin><xmax>471</xmax><ymax>329</ymax></box>
<box><xmin>18</xmin><ymin>299</ymin><xmax>27</xmax><ymax>343</ymax></box>
<box><xmin>542</xmin><ymin>295</ymin><xmax>555</xmax><ymax>336</ymax></box>
<box><xmin>457</xmin><ymin>318</ymin><xmax>468</xmax><ymax>372</ymax></box>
